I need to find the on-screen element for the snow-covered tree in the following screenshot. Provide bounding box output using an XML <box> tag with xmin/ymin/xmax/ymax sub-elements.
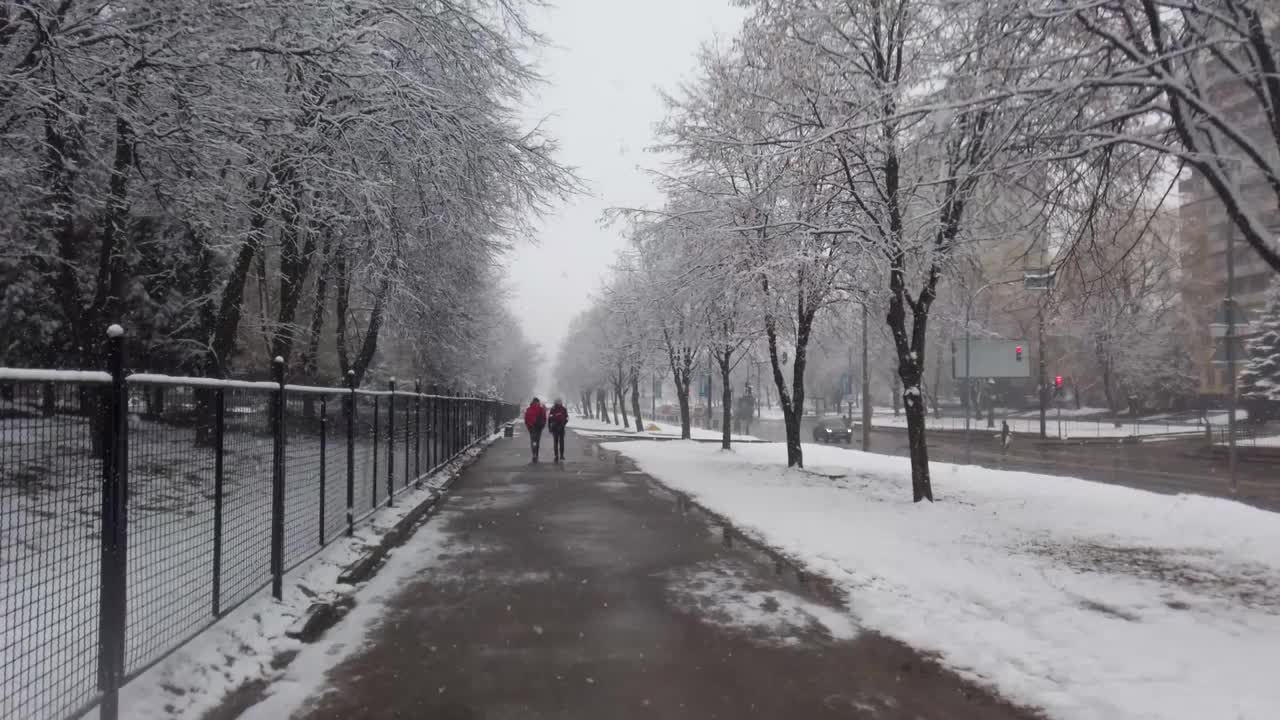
<box><xmin>0</xmin><ymin>0</ymin><xmax>574</xmax><ymax>396</ymax></box>
<box><xmin>1053</xmin><ymin>0</ymin><xmax>1280</xmax><ymax>275</ymax></box>
<box><xmin>1240</xmin><ymin>279</ymin><xmax>1280</xmax><ymax>418</ymax></box>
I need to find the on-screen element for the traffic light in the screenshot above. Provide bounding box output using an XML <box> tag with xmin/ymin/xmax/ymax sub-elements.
<box><xmin>1015</xmin><ymin>345</ymin><xmax>1023</xmax><ymax>362</ymax></box>
<box><xmin>1054</xmin><ymin>376</ymin><xmax>1064</xmax><ymax>393</ymax></box>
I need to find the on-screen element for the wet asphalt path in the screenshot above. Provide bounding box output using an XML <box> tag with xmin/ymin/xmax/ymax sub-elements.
<box><xmin>276</xmin><ymin>428</ymin><xmax>1041</xmax><ymax>720</ymax></box>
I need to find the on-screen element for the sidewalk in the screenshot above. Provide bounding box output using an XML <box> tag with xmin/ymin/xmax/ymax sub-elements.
<box><xmin>243</xmin><ymin>427</ymin><xmax>1040</xmax><ymax>720</ymax></box>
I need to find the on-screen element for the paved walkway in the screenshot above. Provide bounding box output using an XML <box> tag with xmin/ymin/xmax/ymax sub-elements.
<box><xmin>274</xmin><ymin>428</ymin><xmax>1040</xmax><ymax>720</ymax></box>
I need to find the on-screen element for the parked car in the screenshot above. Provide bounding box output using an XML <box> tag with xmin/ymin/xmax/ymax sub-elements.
<box><xmin>812</xmin><ymin>418</ymin><xmax>853</xmax><ymax>444</ymax></box>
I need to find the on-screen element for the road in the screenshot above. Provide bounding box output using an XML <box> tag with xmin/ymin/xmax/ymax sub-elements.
<box><xmin>272</xmin><ymin>429</ymin><xmax>1042</xmax><ymax>720</ymax></box>
<box><xmin>745</xmin><ymin>417</ymin><xmax>1280</xmax><ymax>513</ymax></box>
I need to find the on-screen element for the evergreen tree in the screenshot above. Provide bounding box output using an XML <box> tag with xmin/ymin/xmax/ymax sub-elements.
<box><xmin>1239</xmin><ymin>279</ymin><xmax>1280</xmax><ymax>420</ymax></box>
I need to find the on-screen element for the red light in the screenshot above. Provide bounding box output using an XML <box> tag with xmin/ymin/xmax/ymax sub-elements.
<box><xmin>1055</xmin><ymin>376</ymin><xmax>1063</xmax><ymax>387</ymax></box>
<box><xmin>1015</xmin><ymin>345</ymin><xmax>1023</xmax><ymax>362</ymax></box>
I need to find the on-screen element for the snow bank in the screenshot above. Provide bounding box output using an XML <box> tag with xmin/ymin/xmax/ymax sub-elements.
<box><xmin>601</xmin><ymin>439</ymin><xmax>1280</xmax><ymax>720</ymax></box>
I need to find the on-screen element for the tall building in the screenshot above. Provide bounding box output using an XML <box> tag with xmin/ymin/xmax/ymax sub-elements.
<box><xmin>1178</xmin><ymin>58</ymin><xmax>1278</xmax><ymax>399</ymax></box>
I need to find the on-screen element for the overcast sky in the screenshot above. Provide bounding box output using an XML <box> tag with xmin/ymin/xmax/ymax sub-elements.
<box><xmin>507</xmin><ymin>0</ymin><xmax>745</xmax><ymax>393</ymax></box>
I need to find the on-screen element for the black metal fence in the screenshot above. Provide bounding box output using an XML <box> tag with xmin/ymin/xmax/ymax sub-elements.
<box><xmin>0</xmin><ymin>332</ymin><xmax>519</xmax><ymax>720</ymax></box>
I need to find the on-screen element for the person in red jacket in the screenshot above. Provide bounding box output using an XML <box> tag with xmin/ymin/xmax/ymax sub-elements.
<box><xmin>523</xmin><ymin>397</ymin><xmax>547</xmax><ymax>462</ymax></box>
<box><xmin>548</xmin><ymin>398</ymin><xmax>570</xmax><ymax>462</ymax></box>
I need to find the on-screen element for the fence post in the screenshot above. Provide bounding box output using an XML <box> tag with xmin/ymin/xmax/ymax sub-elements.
<box><xmin>414</xmin><ymin>380</ymin><xmax>422</xmax><ymax>488</ymax></box>
<box><xmin>387</xmin><ymin>378</ymin><xmax>396</xmax><ymax>508</ymax></box>
<box><xmin>98</xmin><ymin>324</ymin><xmax>128</xmax><ymax>720</ymax></box>
<box><xmin>319</xmin><ymin>396</ymin><xmax>327</xmax><ymax>547</ymax></box>
<box><xmin>270</xmin><ymin>356</ymin><xmax>285</xmax><ymax>601</ymax></box>
<box><xmin>346</xmin><ymin>371</ymin><xmax>355</xmax><ymax>537</ymax></box>
<box><xmin>446</xmin><ymin>389</ymin><xmax>453</xmax><ymax>460</ymax></box>
<box><xmin>430</xmin><ymin>384</ymin><xmax>439</xmax><ymax>471</ymax></box>
<box><xmin>212</xmin><ymin>388</ymin><xmax>225</xmax><ymax>618</ymax></box>
<box><xmin>403</xmin><ymin>384</ymin><xmax>410</xmax><ymax>490</ymax></box>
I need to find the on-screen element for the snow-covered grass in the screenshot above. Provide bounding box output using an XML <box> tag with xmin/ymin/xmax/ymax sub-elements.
<box><xmin>571</xmin><ymin>416</ymin><xmax>758</xmax><ymax>441</ymax></box>
<box><xmin>83</xmin><ymin>438</ymin><xmax>492</xmax><ymax>720</ymax></box>
<box><xmin>1216</xmin><ymin>433</ymin><xmax>1280</xmax><ymax>449</ymax></box>
<box><xmin>601</xmin><ymin>439</ymin><xmax>1280</xmax><ymax>720</ymax></box>
<box><xmin>858</xmin><ymin>412</ymin><xmax>1205</xmax><ymax>439</ymax></box>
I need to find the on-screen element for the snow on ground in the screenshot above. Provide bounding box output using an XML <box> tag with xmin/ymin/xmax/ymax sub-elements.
<box><xmin>82</xmin><ymin>440</ymin><xmax>493</xmax><ymax>720</ymax></box>
<box><xmin>1216</xmin><ymin>434</ymin><xmax>1280</xmax><ymax>449</ymax></box>
<box><xmin>665</xmin><ymin>559</ymin><xmax>858</xmax><ymax>646</ymax></box>
<box><xmin>601</xmin><ymin>439</ymin><xmax>1280</xmax><ymax>720</ymax></box>
<box><xmin>859</xmin><ymin>412</ymin><xmax>1205</xmax><ymax>438</ymax></box>
<box><xmin>571</xmin><ymin>416</ymin><xmax>758</xmax><ymax>441</ymax></box>
<box><xmin>755</xmin><ymin>406</ymin><xmax>884</xmax><ymax>421</ymax></box>
<box><xmin>233</xmin><ymin>520</ymin><xmax>453</xmax><ymax>720</ymax></box>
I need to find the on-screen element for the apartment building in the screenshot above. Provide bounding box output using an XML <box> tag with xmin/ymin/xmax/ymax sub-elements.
<box><xmin>1178</xmin><ymin>54</ymin><xmax>1279</xmax><ymax>399</ymax></box>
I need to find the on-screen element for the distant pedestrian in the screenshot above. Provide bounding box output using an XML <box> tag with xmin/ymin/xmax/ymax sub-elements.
<box><xmin>1000</xmin><ymin>420</ymin><xmax>1012</xmax><ymax>454</ymax></box>
<box><xmin>548</xmin><ymin>398</ymin><xmax>569</xmax><ymax>462</ymax></box>
<box><xmin>524</xmin><ymin>397</ymin><xmax>547</xmax><ymax>462</ymax></box>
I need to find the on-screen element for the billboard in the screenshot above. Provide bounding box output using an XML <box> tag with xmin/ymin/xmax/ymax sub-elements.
<box><xmin>951</xmin><ymin>339</ymin><xmax>1031</xmax><ymax>379</ymax></box>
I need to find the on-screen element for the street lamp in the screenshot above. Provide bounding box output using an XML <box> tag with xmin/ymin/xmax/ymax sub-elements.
<box><xmin>964</xmin><ymin>282</ymin><xmax>996</xmax><ymax>465</ymax></box>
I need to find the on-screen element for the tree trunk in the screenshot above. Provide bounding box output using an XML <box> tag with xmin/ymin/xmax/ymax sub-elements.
<box><xmin>903</xmin><ymin>375</ymin><xmax>932</xmax><ymax>500</ymax></box>
<box><xmin>719</xmin><ymin>352</ymin><xmax>733</xmax><ymax>450</ymax></box>
<box><xmin>888</xmin><ymin>279</ymin><xmax>936</xmax><ymax>503</ymax></box>
<box><xmin>301</xmin><ymin>228</ymin><xmax>335</xmax><ymax>380</ymax></box>
<box><xmin>336</xmin><ymin>265</ymin><xmax>390</xmax><ymax>387</ymax></box>
<box><xmin>269</xmin><ymin>183</ymin><xmax>318</xmax><ymax>365</ymax></box>
<box><xmin>764</xmin><ymin>310</ymin><xmax>803</xmax><ymax>468</ymax></box>
<box><xmin>616</xmin><ymin>382</ymin><xmax>629</xmax><ymax>428</ymax></box>
<box><xmin>676</xmin><ymin>383</ymin><xmax>692</xmax><ymax>440</ymax></box>
<box><xmin>597</xmin><ymin>388</ymin><xmax>610</xmax><ymax>424</ymax></box>
<box><xmin>666</xmin><ymin>345</ymin><xmax>696</xmax><ymax>439</ymax></box>
<box><xmin>1096</xmin><ymin>334</ymin><xmax>1121</xmax><ymax>420</ymax></box>
<box><xmin>630</xmin><ymin>369</ymin><xmax>643</xmax><ymax>432</ymax></box>
<box><xmin>207</xmin><ymin>176</ymin><xmax>274</xmax><ymax>377</ymax></box>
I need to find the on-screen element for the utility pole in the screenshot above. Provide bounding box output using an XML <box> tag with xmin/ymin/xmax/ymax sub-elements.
<box><xmin>964</xmin><ymin>283</ymin><xmax>994</xmax><ymax>464</ymax></box>
<box><xmin>651</xmin><ymin>371</ymin><xmax>657</xmax><ymax>418</ymax></box>
<box><xmin>1226</xmin><ymin>224</ymin><xmax>1238</xmax><ymax>492</ymax></box>
<box><xmin>707</xmin><ymin>351</ymin><xmax>714</xmax><ymax>429</ymax></box>
<box><xmin>847</xmin><ymin>342</ymin><xmax>853</xmax><ymax>421</ymax></box>
<box><xmin>861</xmin><ymin>301</ymin><xmax>872</xmax><ymax>451</ymax></box>
<box><xmin>1038</xmin><ymin>305</ymin><xmax>1047</xmax><ymax>439</ymax></box>
<box><xmin>747</xmin><ymin>361</ymin><xmax>757</xmax><ymax>417</ymax></box>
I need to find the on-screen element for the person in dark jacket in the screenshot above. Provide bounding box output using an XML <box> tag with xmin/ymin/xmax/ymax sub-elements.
<box><xmin>524</xmin><ymin>398</ymin><xmax>547</xmax><ymax>462</ymax></box>
<box><xmin>548</xmin><ymin>398</ymin><xmax>569</xmax><ymax>462</ymax></box>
